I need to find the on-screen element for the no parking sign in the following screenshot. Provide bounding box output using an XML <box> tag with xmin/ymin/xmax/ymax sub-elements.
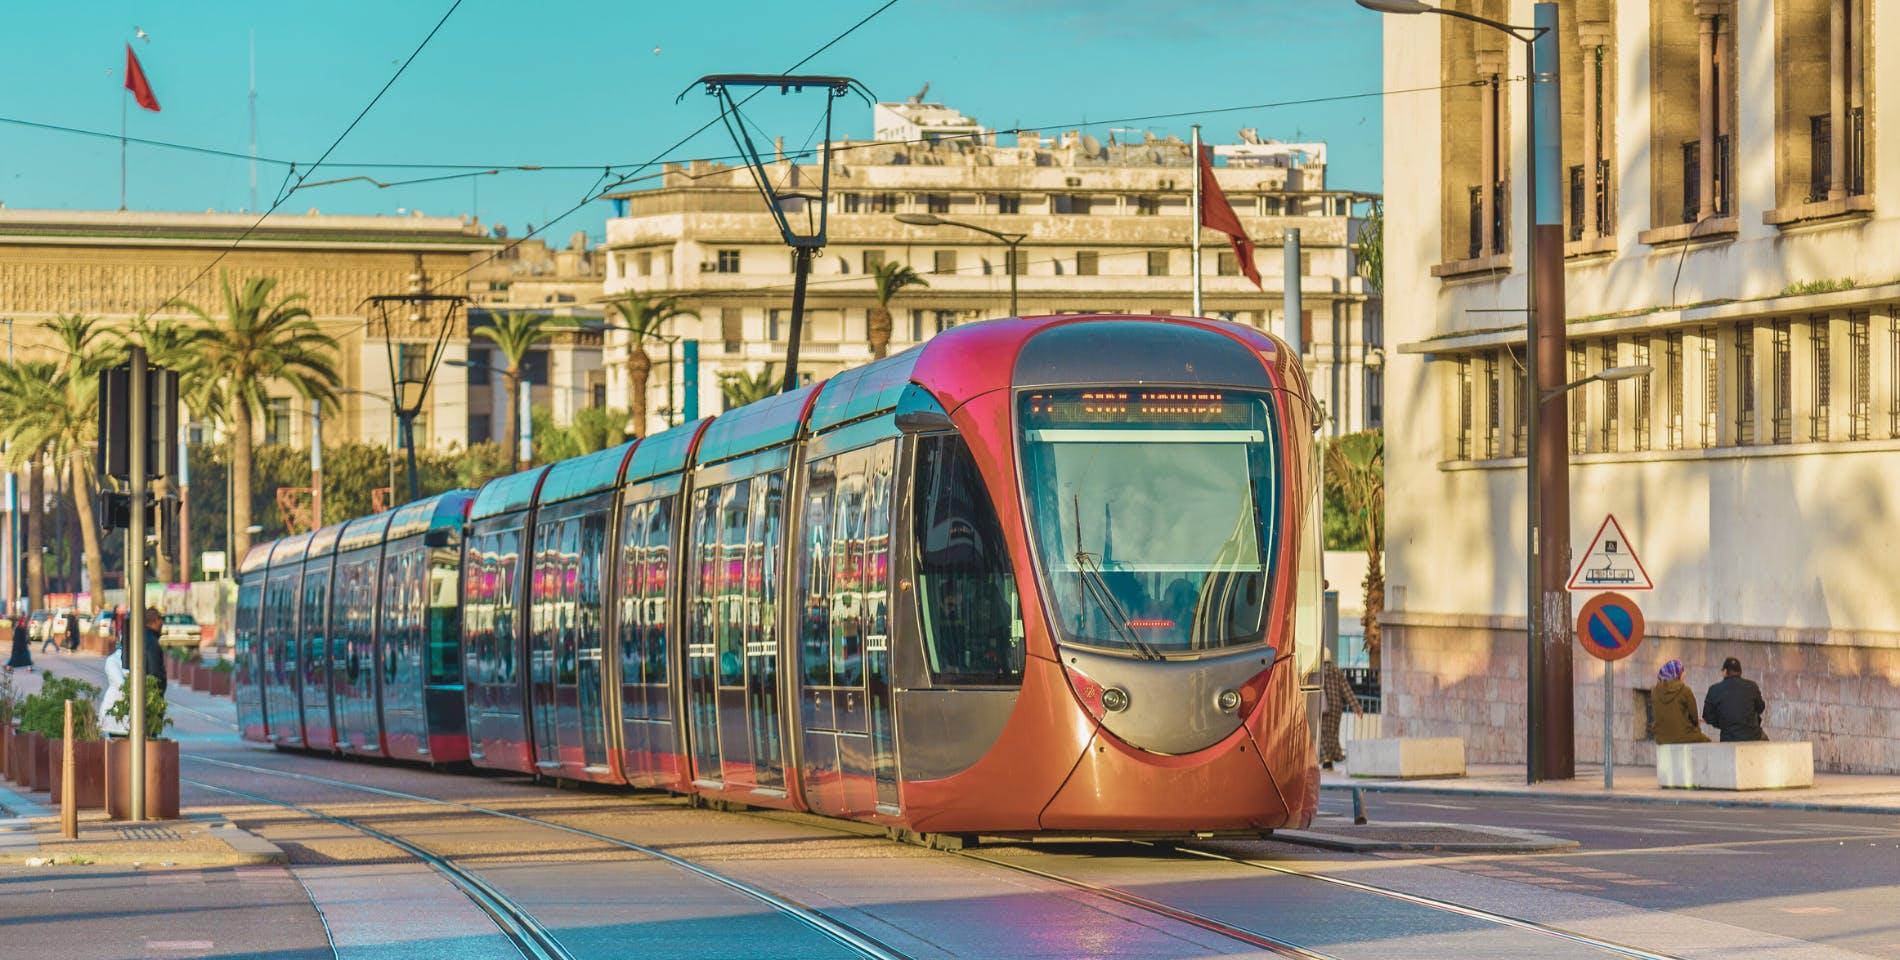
<box><xmin>1576</xmin><ymin>592</ymin><xmax>1644</xmax><ymax>662</ymax></box>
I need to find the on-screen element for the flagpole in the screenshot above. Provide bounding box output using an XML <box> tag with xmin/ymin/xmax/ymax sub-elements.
<box><xmin>120</xmin><ymin>87</ymin><xmax>127</xmax><ymax>211</ymax></box>
<box><xmin>1190</xmin><ymin>124</ymin><xmax>1204</xmax><ymax>317</ymax></box>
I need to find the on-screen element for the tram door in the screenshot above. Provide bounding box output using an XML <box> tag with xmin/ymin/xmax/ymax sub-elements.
<box><xmin>685</xmin><ymin>488</ymin><xmax>722</xmax><ymax>784</ymax></box>
<box><xmin>799</xmin><ymin>442</ymin><xmax>900</xmax><ymax>816</ymax></box>
<box><xmin>572</xmin><ymin>510</ymin><xmax>612</xmax><ymax>772</ymax></box>
<box><xmin>331</xmin><ymin>554</ymin><xmax>382</xmax><ymax>754</ymax></box>
<box><xmin>744</xmin><ymin>473</ymin><xmax>786</xmax><ymax>792</ymax></box>
<box><xmin>299</xmin><ymin>560</ymin><xmax>335</xmax><ymax>750</ymax></box>
<box><xmin>528</xmin><ymin>519</ymin><xmax>565</xmax><ymax>770</ymax></box>
<box><xmin>617</xmin><ymin>493</ymin><xmax>678</xmax><ymax>786</ymax></box>
<box><xmin>686</xmin><ymin>472</ymin><xmax>787</xmax><ymax>791</ymax></box>
<box><xmin>530</xmin><ymin>510</ymin><xmax>614</xmax><ymax>775</ymax></box>
<box><xmin>261</xmin><ymin>572</ymin><xmax>303</xmax><ymax>745</ymax></box>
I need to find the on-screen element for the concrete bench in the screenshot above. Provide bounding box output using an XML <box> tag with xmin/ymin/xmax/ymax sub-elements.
<box><xmin>1345</xmin><ymin>737</ymin><xmax>1466</xmax><ymax>779</ymax></box>
<box><xmin>1656</xmin><ymin>741</ymin><xmax>1814</xmax><ymax>791</ymax></box>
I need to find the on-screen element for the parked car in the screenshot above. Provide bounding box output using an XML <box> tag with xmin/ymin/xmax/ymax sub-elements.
<box><xmin>159</xmin><ymin>612</ymin><xmax>203</xmax><ymax>648</ymax></box>
<box><xmin>26</xmin><ymin>610</ymin><xmax>51</xmax><ymax>641</ymax></box>
<box><xmin>94</xmin><ymin>610</ymin><xmax>116</xmax><ymax>639</ymax></box>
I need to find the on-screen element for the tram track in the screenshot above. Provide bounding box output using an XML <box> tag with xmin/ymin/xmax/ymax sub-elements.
<box><xmin>185</xmin><ymin>777</ymin><xmax>573</xmax><ymax>960</ymax></box>
<box><xmin>183</xmin><ymin>754</ymin><xmax>911</xmax><ymax>960</ymax></box>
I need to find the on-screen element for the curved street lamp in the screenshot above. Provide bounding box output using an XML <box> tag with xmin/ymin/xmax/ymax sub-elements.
<box><xmin>895</xmin><ymin>212</ymin><xmax>1028</xmax><ymax>318</ymax></box>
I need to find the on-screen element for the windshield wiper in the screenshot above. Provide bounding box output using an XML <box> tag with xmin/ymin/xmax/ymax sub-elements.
<box><xmin>1070</xmin><ymin>494</ymin><xmax>1163</xmax><ymax>661</ymax></box>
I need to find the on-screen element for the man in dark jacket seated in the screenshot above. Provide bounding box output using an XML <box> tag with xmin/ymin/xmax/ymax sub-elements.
<box><xmin>1702</xmin><ymin>656</ymin><xmax>1767</xmax><ymax>742</ymax></box>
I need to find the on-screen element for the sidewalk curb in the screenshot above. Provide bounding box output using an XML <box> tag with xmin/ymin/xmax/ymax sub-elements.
<box><xmin>1322</xmin><ymin>780</ymin><xmax>1900</xmax><ymax>816</ymax></box>
<box><xmin>1276</xmin><ymin>819</ymin><xmax>1579</xmax><ymax>854</ymax></box>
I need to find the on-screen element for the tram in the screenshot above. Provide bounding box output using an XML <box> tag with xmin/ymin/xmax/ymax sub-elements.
<box><xmin>237</xmin><ymin>315</ymin><xmax>1324</xmax><ymax>837</ymax></box>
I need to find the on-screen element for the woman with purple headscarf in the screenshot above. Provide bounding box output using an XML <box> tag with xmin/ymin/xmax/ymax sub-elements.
<box><xmin>1651</xmin><ymin>659</ymin><xmax>1710</xmax><ymax>744</ymax></box>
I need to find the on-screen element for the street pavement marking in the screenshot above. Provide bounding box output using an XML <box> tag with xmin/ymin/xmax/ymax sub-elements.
<box><xmin>1778</xmin><ymin>906</ymin><xmax>1843</xmax><ymax>915</ymax></box>
<box><xmin>1386</xmin><ymin>800</ymin><xmax>1478</xmax><ymax>811</ymax></box>
<box><xmin>1651</xmin><ymin>817</ymin><xmax>1805</xmax><ymax>835</ymax></box>
<box><xmin>144</xmin><ymin>941</ymin><xmax>214</xmax><ymax>950</ymax></box>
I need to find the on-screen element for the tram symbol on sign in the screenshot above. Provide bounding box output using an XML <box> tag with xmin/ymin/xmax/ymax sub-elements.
<box><xmin>1568</xmin><ymin>514</ymin><xmax>1654</xmax><ymax>591</ymax></box>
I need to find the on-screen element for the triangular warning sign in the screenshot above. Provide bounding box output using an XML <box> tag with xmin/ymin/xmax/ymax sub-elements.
<box><xmin>1568</xmin><ymin>514</ymin><xmax>1654</xmax><ymax>591</ymax></box>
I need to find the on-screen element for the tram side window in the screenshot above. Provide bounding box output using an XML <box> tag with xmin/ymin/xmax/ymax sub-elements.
<box><xmin>830</xmin><ymin>452</ymin><xmax>868</xmax><ymax>687</ymax></box>
<box><xmin>800</xmin><ymin>459</ymin><xmax>836</xmax><ymax>688</ymax></box>
<box><xmin>914</xmin><ymin>434</ymin><xmax>1024</xmax><ymax>686</ymax></box>
<box><xmin>576</xmin><ymin>510</ymin><xmax>608</xmax><ymax>662</ymax></box>
<box><xmin>301</xmin><ymin>564</ymin><xmax>329</xmax><ymax>685</ymax></box>
<box><xmin>426</xmin><ymin>542</ymin><xmax>462</xmax><ymax>685</ymax></box>
<box><xmin>716</xmin><ymin>481</ymin><xmax>750</xmax><ymax>685</ymax></box>
<box><xmin>643</xmin><ymin>497</ymin><xmax>674</xmax><ymax>681</ymax></box>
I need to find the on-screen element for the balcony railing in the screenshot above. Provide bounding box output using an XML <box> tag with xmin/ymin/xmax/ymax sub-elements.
<box><xmin>1810</xmin><ymin>109</ymin><xmax>1868</xmax><ymax>202</ymax></box>
<box><xmin>1681</xmin><ymin>135</ymin><xmax>1732</xmax><ymax>224</ymax></box>
<box><xmin>1466</xmin><ymin>182</ymin><xmax>1505</xmax><ymax>260</ymax></box>
<box><xmin>1569</xmin><ymin>159</ymin><xmax>1612</xmax><ymax>242</ymax></box>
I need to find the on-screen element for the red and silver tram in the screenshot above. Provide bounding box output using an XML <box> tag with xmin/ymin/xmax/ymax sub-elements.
<box><xmin>239</xmin><ymin>315</ymin><xmax>1322</xmax><ymax>836</ymax></box>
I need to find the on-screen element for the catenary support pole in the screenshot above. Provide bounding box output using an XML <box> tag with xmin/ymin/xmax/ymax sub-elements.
<box><xmin>1190</xmin><ymin>125</ymin><xmax>1204</xmax><ymax>317</ymax></box>
<box><xmin>128</xmin><ymin>346</ymin><xmax>149</xmax><ymax>820</ymax></box>
<box><xmin>1284</xmin><ymin>228</ymin><xmax>1303</xmax><ymax>355</ymax></box>
<box><xmin>783</xmin><ymin>247</ymin><xmax>815</xmax><ymax>392</ymax></box>
<box><xmin>309</xmin><ymin>407</ymin><xmax>323</xmax><ymax>530</ymax></box>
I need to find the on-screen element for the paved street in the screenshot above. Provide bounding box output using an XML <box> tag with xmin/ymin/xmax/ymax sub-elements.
<box><xmin>3</xmin><ymin>650</ymin><xmax>1895</xmax><ymax>959</ymax></box>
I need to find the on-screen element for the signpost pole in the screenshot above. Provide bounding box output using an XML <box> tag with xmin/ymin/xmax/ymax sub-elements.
<box><xmin>1604</xmin><ymin>660</ymin><xmax>1614</xmax><ymax>789</ymax></box>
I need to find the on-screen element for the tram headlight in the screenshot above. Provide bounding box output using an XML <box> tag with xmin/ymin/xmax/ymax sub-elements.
<box><xmin>1215</xmin><ymin>688</ymin><xmax>1241</xmax><ymax>713</ymax></box>
<box><xmin>1101</xmin><ymin>687</ymin><xmax>1130</xmax><ymax>712</ymax></box>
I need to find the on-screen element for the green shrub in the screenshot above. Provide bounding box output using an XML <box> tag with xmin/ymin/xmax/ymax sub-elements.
<box><xmin>106</xmin><ymin>675</ymin><xmax>170</xmax><ymax>740</ymax></box>
<box><xmin>17</xmin><ymin>672</ymin><xmax>103</xmax><ymax>740</ymax></box>
<box><xmin>212</xmin><ymin>659</ymin><xmax>235</xmax><ymax>674</ymax></box>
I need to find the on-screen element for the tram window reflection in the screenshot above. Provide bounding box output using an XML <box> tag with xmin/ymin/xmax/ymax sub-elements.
<box><xmin>914</xmin><ymin>434</ymin><xmax>1024</xmax><ymax>687</ymax></box>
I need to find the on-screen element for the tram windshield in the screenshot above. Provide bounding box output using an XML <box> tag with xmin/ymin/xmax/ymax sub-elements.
<box><xmin>1019</xmin><ymin>388</ymin><xmax>1279</xmax><ymax>657</ymax></box>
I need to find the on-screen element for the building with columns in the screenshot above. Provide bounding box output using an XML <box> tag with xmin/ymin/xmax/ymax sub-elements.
<box><xmin>599</xmin><ymin>98</ymin><xmax>1382</xmax><ymax>435</ymax></box>
<box><xmin>1379</xmin><ymin>0</ymin><xmax>1896</xmax><ymax>773</ymax></box>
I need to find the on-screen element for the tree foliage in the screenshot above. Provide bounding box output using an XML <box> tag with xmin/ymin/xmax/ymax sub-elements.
<box><xmin>718</xmin><ymin>364</ymin><xmax>780</xmax><ymax>410</ymax></box>
<box><xmin>867</xmin><ymin>261</ymin><xmax>927</xmax><ymax>359</ymax></box>
<box><xmin>1353</xmin><ymin>202</ymin><xmax>1383</xmax><ymax>294</ymax></box>
<box><xmin>1323</xmin><ymin>429</ymin><xmax>1385</xmax><ymax>667</ymax></box>
<box><xmin>605</xmin><ymin>294</ymin><xmax>697</xmax><ymax>436</ymax></box>
<box><xmin>472</xmin><ymin>310</ymin><xmax>572</xmax><ymax>467</ymax></box>
<box><xmin>530</xmin><ymin>406</ymin><xmax>629</xmax><ymax>464</ymax></box>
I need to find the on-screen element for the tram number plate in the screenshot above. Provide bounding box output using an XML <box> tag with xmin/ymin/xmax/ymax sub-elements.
<box><xmin>866</xmin><ymin>634</ymin><xmax>888</xmax><ymax>653</ymax></box>
<box><xmin>744</xmin><ymin>642</ymin><xmax>776</xmax><ymax>657</ymax></box>
<box><xmin>687</xmin><ymin>643</ymin><xmax>717</xmax><ymax>658</ymax></box>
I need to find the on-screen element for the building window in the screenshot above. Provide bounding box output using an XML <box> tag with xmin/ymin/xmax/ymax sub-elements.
<box><xmin>1009</xmin><ymin>250</ymin><xmax>1027</xmax><ymax>276</ymax></box>
<box><xmin>1848</xmin><ymin>311</ymin><xmax>1870</xmax><ymax>439</ymax></box>
<box><xmin>1053</xmin><ymin>194</ymin><xmax>1092</xmax><ymax>215</ymax></box>
<box><xmin>1657</xmin><ymin>2</ymin><xmax>1734</xmax><ymax>226</ymax></box>
<box><xmin>1771</xmin><ymin>319</ymin><xmax>1793</xmax><ymax>444</ymax></box>
<box><xmin>1733</xmin><ymin>322</ymin><xmax>1756</xmax><ymax>444</ymax></box>
<box><xmin>933</xmin><ymin>250</ymin><xmax>956</xmax><ymax>275</ymax></box>
<box><xmin>1217</xmin><ymin>252</ymin><xmax>1238</xmax><ymax>277</ymax></box>
<box><xmin>923</xmin><ymin>194</ymin><xmax>950</xmax><ymax>214</ymax></box>
<box><xmin>715</xmin><ymin>249</ymin><xmax>741</xmax><ymax>273</ymax></box>
<box><xmin>1810</xmin><ymin>316</ymin><xmax>1831</xmax><ymax>442</ymax></box>
<box><xmin>1569</xmin><ymin>342</ymin><xmax>1588</xmax><ymax>453</ymax></box>
<box><xmin>1456</xmin><ymin>357</ymin><xmax>1474</xmax><ymax>460</ymax></box>
<box><xmin>1701</xmin><ymin>327</ymin><xmax>1719</xmax><ymax>448</ymax></box>
<box><xmin>1146</xmin><ymin>251</ymin><xmax>1170</xmax><ymax>277</ymax></box>
<box><xmin>263</xmin><ymin>397</ymin><xmax>291</xmax><ymax>446</ymax></box>
<box><xmin>1508</xmin><ymin>346</ymin><xmax>1526</xmax><ymax>455</ymax></box>
<box><xmin>992</xmin><ymin>193</ymin><xmax>1020</xmax><ymax>214</ymax></box>
<box><xmin>767</xmin><ymin>309</ymin><xmax>783</xmax><ymax>342</ymax></box>
<box><xmin>592</xmin><ymin>383</ymin><xmax>607</xmax><ymax>409</ymax></box>
<box><xmin>1075</xmin><ymin>251</ymin><xmax>1098</xmax><ymax>276</ymax></box>
<box><xmin>396</xmin><ymin>342</ymin><xmax>430</xmax><ymax>384</ymax></box>
<box><xmin>870</xmin><ymin>193</ymin><xmax>897</xmax><ymax>213</ymax></box>
<box><xmin>470</xmin><ymin>414</ymin><xmax>492</xmax><ymax>444</ymax></box>
<box><xmin>1665</xmin><ymin>330</ymin><xmax>1684</xmax><ymax>449</ymax></box>
<box><xmin>841</xmin><ymin>193</ymin><xmax>863</xmax><ymax>213</ymax></box>
<box><xmin>636</xmin><ymin>251</ymin><xmax>652</xmax><ymax>276</ymax></box>
<box><xmin>721</xmin><ymin>308</ymin><xmax>743</xmax><ymax>353</ymax></box>
<box><xmin>1483</xmin><ymin>353</ymin><xmax>1501</xmax><ymax>458</ymax></box>
<box><xmin>519</xmin><ymin>349</ymin><xmax>549</xmax><ymax>387</ymax></box>
<box><xmin>1633</xmin><ymin>339</ymin><xmax>1652</xmax><ymax>451</ymax></box>
<box><xmin>1135</xmin><ymin>196</ymin><xmax>1160</xmax><ymax>216</ymax></box>
<box><xmin>861</xmin><ymin>250</ymin><xmax>886</xmax><ymax>274</ymax></box>
<box><xmin>1365</xmin><ymin>366</ymin><xmax>1384</xmax><ymax>430</ymax></box>
<box><xmin>1778</xmin><ymin>0</ymin><xmax>1869</xmax><ymax>208</ymax></box>
<box><xmin>467</xmin><ymin>346</ymin><xmax>493</xmax><ymax>386</ymax></box>
<box><xmin>1600</xmin><ymin>340</ymin><xmax>1621</xmax><ymax>453</ymax></box>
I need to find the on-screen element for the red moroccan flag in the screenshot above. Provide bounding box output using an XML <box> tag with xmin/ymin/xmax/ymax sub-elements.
<box><xmin>1197</xmin><ymin>145</ymin><xmax>1260</xmax><ymax>289</ymax></box>
<box><xmin>124</xmin><ymin>44</ymin><xmax>161</xmax><ymax>112</ymax></box>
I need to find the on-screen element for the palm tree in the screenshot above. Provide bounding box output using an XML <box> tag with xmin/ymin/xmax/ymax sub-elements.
<box><xmin>1353</xmin><ymin>201</ymin><xmax>1383</xmax><ymax>294</ymax></box>
<box><xmin>0</xmin><ymin>357</ymin><xmax>106</xmax><ymax>604</ymax></box>
<box><xmin>43</xmin><ymin>315</ymin><xmax>112</xmax><ymax>601</ymax></box>
<box><xmin>718</xmin><ymin>364</ymin><xmax>780</xmax><ymax>410</ymax></box>
<box><xmin>604</xmin><ymin>294</ymin><xmax>696</xmax><ymax>437</ymax></box>
<box><xmin>1324</xmin><ymin>430</ymin><xmax>1385</xmax><ymax>669</ymax></box>
<box><xmin>180</xmin><ymin>274</ymin><xmax>341</xmax><ymax>562</ymax></box>
<box><xmin>867</xmin><ymin>261</ymin><xmax>928</xmax><ymax>359</ymax></box>
<box><xmin>471</xmin><ymin>311</ymin><xmax>571</xmax><ymax>469</ymax></box>
<box><xmin>0</xmin><ymin>362</ymin><xmax>57</xmax><ymax>610</ymax></box>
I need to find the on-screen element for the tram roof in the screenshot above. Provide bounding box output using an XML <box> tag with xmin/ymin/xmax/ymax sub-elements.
<box><xmin>624</xmin><ymin>418</ymin><xmax>706</xmax><ymax>484</ymax></box>
<box><xmin>538</xmin><ymin>442</ymin><xmax>634</xmax><ymax>506</ymax></box>
<box><xmin>694</xmin><ymin>383</ymin><xmax>820</xmax><ymax>467</ymax></box>
<box><xmin>237</xmin><ymin>542</ymin><xmax>274</xmax><ymax>576</ymax></box>
<box><xmin>388</xmin><ymin>489</ymin><xmax>476</xmax><ymax>541</ymax></box>
<box><xmin>807</xmin><ymin>347</ymin><xmax>921</xmax><ymax>435</ymax></box>
<box><xmin>469</xmin><ymin>465</ymin><xmax>549</xmax><ymax>521</ymax></box>
<box><xmin>337</xmin><ymin>510</ymin><xmax>395</xmax><ymax>554</ymax></box>
<box><xmin>267</xmin><ymin>531</ymin><xmax>313</xmax><ymax>570</ymax></box>
<box><xmin>306</xmin><ymin>521</ymin><xmax>347</xmax><ymax>560</ymax></box>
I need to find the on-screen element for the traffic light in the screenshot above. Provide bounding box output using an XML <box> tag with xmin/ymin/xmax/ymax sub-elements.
<box><xmin>98</xmin><ymin>491</ymin><xmax>177</xmax><ymax>534</ymax></box>
<box><xmin>97</xmin><ymin>363</ymin><xmax>180</xmax><ymax>482</ymax></box>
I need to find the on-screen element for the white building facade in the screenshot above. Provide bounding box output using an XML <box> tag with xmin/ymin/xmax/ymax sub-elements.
<box><xmin>1381</xmin><ymin>0</ymin><xmax>1898</xmax><ymax>772</ymax></box>
<box><xmin>599</xmin><ymin>99</ymin><xmax>1381</xmax><ymax>436</ymax></box>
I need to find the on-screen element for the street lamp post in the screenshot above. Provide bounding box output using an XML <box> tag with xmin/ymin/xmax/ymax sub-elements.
<box><xmin>1358</xmin><ymin>0</ymin><xmax>1575</xmax><ymax>782</ymax></box>
<box><xmin>894</xmin><ymin>213</ymin><xmax>1027</xmax><ymax>318</ymax></box>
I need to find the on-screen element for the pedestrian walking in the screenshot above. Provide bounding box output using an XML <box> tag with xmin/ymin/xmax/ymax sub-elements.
<box><xmin>1319</xmin><ymin>648</ymin><xmax>1362</xmax><ymax>769</ymax></box>
<box><xmin>124</xmin><ymin>606</ymin><xmax>169</xmax><ymax>696</ymax></box>
<box><xmin>39</xmin><ymin>610</ymin><xmax>62</xmax><ymax>654</ymax></box>
<box><xmin>1703</xmin><ymin>656</ymin><xmax>1768</xmax><ymax>742</ymax></box>
<box><xmin>1649</xmin><ymin>659</ymin><xmax>1709</xmax><ymax>744</ymax></box>
<box><xmin>99</xmin><ymin>638</ymin><xmax>128</xmax><ymax>736</ymax></box>
<box><xmin>65</xmin><ymin>608</ymin><xmax>81</xmax><ymax>652</ymax></box>
<box><xmin>5</xmin><ymin>615</ymin><xmax>30</xmax><ymax>672</ymax></box>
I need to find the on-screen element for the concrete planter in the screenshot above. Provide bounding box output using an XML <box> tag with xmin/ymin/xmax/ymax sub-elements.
<box><xmin>107</xmin><ymin>738</ymin><xmax>180</xmax><ymax>820</ymax></box>
<box><xmin>49</xmin><ymin>739</ymin><xmax>107</xmax><ymax>809</ymax></box>
<box><xmin>23</xmin><ymin>731</ymin><xmax>50</xmax><ymax>792</ymax></box>
<box><xmin>206</xmin><ymin>670</ymin><xmax>232</xmax><ymax>697</ymax></box>
<box><xmin>1</xmin><ymin>727</ymin><xmax>19</xmax><ymax>784</ymax></box>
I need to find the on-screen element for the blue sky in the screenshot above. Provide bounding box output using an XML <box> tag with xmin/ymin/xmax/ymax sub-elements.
<box><xmin>0</xmin><ymin>1</ymin><xmax>1384</xmax><ymax>243</ymax></box>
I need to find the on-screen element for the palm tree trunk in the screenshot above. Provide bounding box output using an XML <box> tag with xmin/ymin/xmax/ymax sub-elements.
<box><xmin>626</xmin><ymin>346</ymin><xmax>652</xmax><ymax>438</ymax></box>
<box><xmin>500</xmin><ymin>368</ymin><xmax>520</xmax><ymax>468</ymax></box>
<box><xmin>868</xmin><ymin>306</ymin><xmax>893</xmax><ymax>359</ymax></box>
<box><xmin>68</xmin><ymin>455</ymin><xmax>106</xmax><ymax>606</ymax></box>
<box><xmin>1361</xmin><ymin>547</ymin><xmax>1384</xmax><ymax>671</ymax></box>
<box><xmin>231</xmin><ymin>401</ymin><xmax>256</xmax><ymax>562</ymax></box>
<box><xmin>23</xmin><ymin>458</ymin><xmax>43</xmax><ymax>611</ymax></box>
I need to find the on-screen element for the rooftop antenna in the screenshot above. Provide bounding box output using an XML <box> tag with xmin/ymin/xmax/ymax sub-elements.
<box><xmin>248</xmin><ymin>30</ymin><xmax>258</xmax><ymax>212</ymax></box>
<box><xmin>681</xmin><ymin>73</ymin><xmax>872</xmax><ymax>392</ymax></box>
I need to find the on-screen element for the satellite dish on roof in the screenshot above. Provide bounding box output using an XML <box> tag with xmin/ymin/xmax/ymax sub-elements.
<box><xmin>1080</xmin><ymin>134</ymin><xmax>1102</xmax><ymax>156</ymax></box>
